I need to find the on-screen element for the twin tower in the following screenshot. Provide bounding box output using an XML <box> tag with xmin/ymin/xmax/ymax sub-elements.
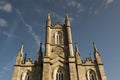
<box><xmin>12</xmin><ymin>13</ymin><xmax>107</xmax><ymax>80</ymax></box>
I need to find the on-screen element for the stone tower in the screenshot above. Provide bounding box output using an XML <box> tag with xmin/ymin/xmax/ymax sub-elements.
<box><xmin>12</xmin><ymin>13</ymin><xmax>107</xmax><ymax>80</ymax></box>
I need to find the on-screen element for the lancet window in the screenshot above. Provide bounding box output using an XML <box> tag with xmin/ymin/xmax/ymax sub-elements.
<box><xmin>87</xmin><ymin>70</ymin><xmax>96</xmax><ymax>80</ymax></box>
<box><xmin>55</xmin><ymin>32</ymin><xmax>62</xmax><ymax>44</ymax></box>
<box><xmin>56</xmin><ymin>69</ymin><xmax>63</xmax><ymax>80</ymax></box>
<box><xmin>21</xmin><ymin>71</ymin><xmax>30</xmax><ymax>80</ymax></box>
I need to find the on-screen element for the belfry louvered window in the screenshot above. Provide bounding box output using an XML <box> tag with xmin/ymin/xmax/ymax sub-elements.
<box><xmin>56</xmin><ymin>69</ymin><xmax>63</xmax><ymax>80</ymax></box>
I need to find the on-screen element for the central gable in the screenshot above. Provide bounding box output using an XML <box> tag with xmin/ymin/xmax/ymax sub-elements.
<box><xmin>52</xmin><ymin>23</ymin><xmax>63</xmax><ymax>29</ymax></box>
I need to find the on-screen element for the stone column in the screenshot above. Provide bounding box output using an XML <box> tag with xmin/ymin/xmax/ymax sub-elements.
<box><xmin>69</xmin><ymin>57</ymin><xmax>78</xmax><ymax>80</ymax></box>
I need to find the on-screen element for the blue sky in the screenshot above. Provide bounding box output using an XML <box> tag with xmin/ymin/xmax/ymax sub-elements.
<box><xmin>0</xmin><ymin>0</ymin><xmax>120</xmax><ymax>80</ymax></box>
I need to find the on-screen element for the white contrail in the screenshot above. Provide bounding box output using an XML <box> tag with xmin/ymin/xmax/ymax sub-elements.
<box><xmin>15</xmin><ymin>8</ymin><xmax>40</xmax><ymax>46</ymax></box>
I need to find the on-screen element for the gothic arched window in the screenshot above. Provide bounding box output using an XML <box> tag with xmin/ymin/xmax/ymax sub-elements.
<box><xmin>21</xmin><ymin>71</ymin><xmax>30</xmax><ymax>80</ymax></box>
<box><xmin>56</xmin><ymin>69</ymin><xmax>63</xmax><ymax>80</ymax></box>
<box><xmin>55</xmin><ymin>32</ymin><xmax>62</xmax><ymax>44</ymax></box>
<box><xmin>87</xmin><ymin>70</ymin><xmax>96</xmax><ymax>80</ymax></box>
<box><xmin>25</xmin><ymin>72</ymin><xmax>29</xmax><ymax>80</ymax></box>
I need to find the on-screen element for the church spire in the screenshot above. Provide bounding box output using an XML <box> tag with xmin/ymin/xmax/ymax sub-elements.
<box><xmin>46</xmin><ymin>12</ymin><xmax>51</xmax><ymax>27</ymax></box>
<box><xmin>15</xmin><ymin>43</ymin><xmax>24</xmax><ymax>65</ymax></box>
<box><xmin>37</xmin><ymin>43</ymin><xmax>43</xmax><ymax>64</ymax></box>
<box><xmin>65</xmin><ymin>13</ymin><xmax>70</xmax><ymax>27</ymax></box>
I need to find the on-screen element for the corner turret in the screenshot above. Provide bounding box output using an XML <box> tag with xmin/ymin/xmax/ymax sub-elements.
<box><xmin>45</xmin><ymin>13</ymin><xmax>51</xmax><ymax>56</ymax></box>
<box><xmin>65</xmin><ymin>13</ymin><xmax>73</xmax><ymax>56</ymax></box>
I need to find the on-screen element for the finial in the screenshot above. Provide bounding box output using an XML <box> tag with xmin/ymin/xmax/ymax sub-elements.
<box><xmin>89</xmin><ymin>53</ymin><xmax>92</xmax><ymax>59</ymax></box>
<box><xmin>65</xmin><ymin>12</ymin><xmax>69</xmax><ymax>21</ymax></box>
<box><xmin>46</xmin><ymin>12</ymin><xmax>51</xmax><ymax>26</ymax></box>
<box><xmin>20</xmin><ymin>43</ymin><xmax>24</xmax><ymax>53</ymax></box>
<box><xmin>93</xmin><ymin>42</ymin><xmax>97</xmax><ymax>52</ymax></box>
<box><xmin>40</xmin><ymin>42</ymin><xmax>42</xmax><ymax>49</ymax></box>
<box><xmin>47</xmin><ymin>12</ymin><xmax>51</xmax><ymax>20</ymax></box>
<box><xmin>24</xmin><ymin>53</ymin><xmax>27</xmax><ymax>62</ymax></box>
<box><xmin>38</xmin><ymin>42</ymin><xmax>43</xmax><ymax>54</ymax></box>
<box><xmin>65</xmin><ymin>12</ymin><xmax>70</xmax><ymax>26</ymax></box>
<box><xmin>75</xmin><ymin>42</ymin><xmax>79</xmax><ymax>52</ymax></box>
<box><xmin>37</xmin><ymin>43</ymin><xmax>43</xmax><ymax>63</ymax></box>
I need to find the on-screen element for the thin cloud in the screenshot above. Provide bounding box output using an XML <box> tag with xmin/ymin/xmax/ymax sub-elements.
<box><xmin>65</xmin><ymin>0</ymin><xmax>85</xmax><ymax>17</ymax></box>
<box><xmin>2</xmin><ymin>31</ymin><xmax>15</xmax><ymax>38</ymax></box>
<box><xmin>69</xmin><ymin>17</ymin><xmax>74</xmax><ymax>23</ymax></box>
<box><xmin>51</xmin><ymin>11</ymin><xmax>74</xmax><ymax>23</ymax></box>
<box><xmin>0</xmin><ymin>29</ymin><xmax>16</xmax><ymax>38</ymax></box>
<box><xmin>0</xmin><ymin>18</ymin><xmax>8</xmax><ymax>27</ymax></box>
<box><xmin>92</xmin><ymin>0</ymin><xmax>114</xmax><ymax>15</ymax></box>
<box><xmin>66</xmin><ymin>0</ymin><xmax>84</xmax><ymax>11</ymax></box>
<box><xmin>104</xmin><ymin>0</ymin><xmax>114</xmax><ymax>5</ymax></box>
<box><xmin>0</xmin><ymin>1</ymin><xmax>12</xmax><ymax>12</ymax></box>
<box><xmin>93</xmin><ymin>10</ymin><xmax>99</xmax><ymax>15</ymax></box>
<box><xmin>51</xmin><ymin>11</ymin><xmax>65</xmax><ymax>23</ymax></box>
<box><xmin>65</xmin><ymin>0</ymin><xmax>114</xmax><ymax>16</ymax></box>
<box><xmin>16</xmin><ymin>8</ymin><xmax>41</xmax><ymax>46</ymax></box>
<box><xmin>67</xmin><ymin>0</ymin><xmax>81</xmax><ymax>9</ymax></box>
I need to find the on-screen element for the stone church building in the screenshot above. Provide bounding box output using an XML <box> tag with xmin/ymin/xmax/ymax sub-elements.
<box><xmin>12</xmin><ymin>13</ymin><xmax>107</xmax><ymax>80</ymax></box>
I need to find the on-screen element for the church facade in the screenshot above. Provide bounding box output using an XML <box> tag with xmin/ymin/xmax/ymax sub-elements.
<box><xmin>12</xmin><ymin>13</ymin><xmax>107</xmax><ymax>80</ymax></box>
